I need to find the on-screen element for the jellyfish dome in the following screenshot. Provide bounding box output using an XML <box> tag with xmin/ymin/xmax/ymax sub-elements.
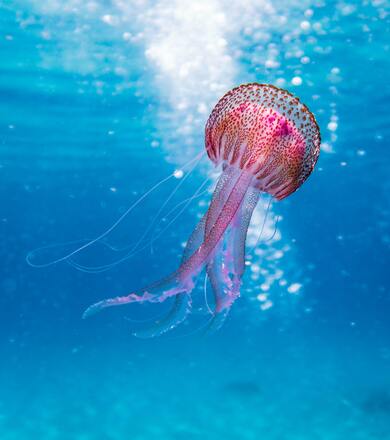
<box><xmin>206</xmin><ymin>83</ymin><xmax>320</xmax><ymax>199</ymax></box>
<box><xmin>83</xmin><ymin>83</ymin><xmax>321</xmax><ymax>337</ymax></box>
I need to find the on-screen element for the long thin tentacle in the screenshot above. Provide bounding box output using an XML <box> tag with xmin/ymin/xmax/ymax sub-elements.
<box><xmin>206</xmin><ymin>186</ymin><xmax>259</xmax><ymax>332</ymax></box>
<box><xmin>26</xmin><ymin>152</ymin><xmax>205</xmax><ymax>269</ymax></box>
<box><xmin>66</xmin><ymin>176</ymin><xmax>211</xmax><ymax>273</ymax></box>
<box><xmin>133</xmin><ymin>211</ymin><xmax>209</xmax><ymax>337</ymax></box>
<box><xmin>178</xmin><ymin>169</ymin><xmax>254</xmax><ymax>281</ymax></box>
<box><xmin>83</xmin><ymin>167</ymin><xmax>255</xmax><ymax>333</ymax></box>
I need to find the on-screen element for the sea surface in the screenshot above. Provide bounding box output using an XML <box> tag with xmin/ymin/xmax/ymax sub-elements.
<box><xmin>1</xmin><ymin>1</ymin><xmax>389</xmax><ymax>439</ymax></box>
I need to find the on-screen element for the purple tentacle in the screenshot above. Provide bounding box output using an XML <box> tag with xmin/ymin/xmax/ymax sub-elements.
<box><xmin>205</xmin><ymin>186</ymin><xmax>259</xmax><ymax>332</ymax></box>
<box><xmin>83</xmin><ymin>165</ymin><xmax>258</xmax><ymax>338</ymax></box>
<box><xmin>134</xmin><ymin>213</ymin><xmax>209</xmax><ymax>337</ymax></box>
<box><xmin>178</xmin><ymin>169</ymin><xmax>254</xmax><ymax>280</ymax></box>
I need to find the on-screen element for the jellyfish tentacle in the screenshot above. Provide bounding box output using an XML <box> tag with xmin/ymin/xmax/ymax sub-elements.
<box><xmin>26</xmin><ymin>152</ymin><xmax>205</xmax><ymax>269</ymax></box>
<box><xmin>146</xmin><ymin>164</ymin><xmax>245</xmax><ymax>323</ymax></box>
<box><xmin>101</xmin><ymin>178</ymin><xmax>233</xmax><ymax>337</ymax></box>
<box><xmin>26</xmin><ymin>173</ymin><xmax>173</xmax><ymax>268</ymax></box>
<box><xmin>82</xmin><ymin>272</ymin><xmax>189</xmax><ymax>318</ymax></box>
<box><xmin>133</xmin><ymin>151</ymin><xmax>202</xmax><ymax>256</ymax></box>
<box><xmin>66</xmin><ymin>175</ymin><xmax>211</xmax><ymax>274</ymax></box>
<box><xmin>199</xmin><ymin>165</ymin><xmax>243</xmax><ymax>326</ymax></box>
<box><xmin>204</xmin><ymin>230</ymin><xmax>239</xmax><ymax>333</ymax></box>
<box><xmin>148</xmin><ymin>176</ymin><xmax>210</xmax><ymax>255</ymax></box>
<box><xmin>123</xmin><ymin>169</ymin><xmax>253</xmax><ymax>328</ymax></box>
<box><xmin>178</xmin><ymin>168</ymin><xmax>254</xmax><ymax>281</ymax></box>
<box><xmin>82</xmin><ymin>213</ymin><xmax>207</xmax><ymax>324</ymax></box>
<box><xmin>133</xmin><ymin>293</ymin><xmax>193</xmax><ymax>338</ymax></box>
<box><xmin>83</xmin><ymin>166</ymin><xmax>255</xmax><ymax>335</ymax></box>
<box><xmin>133</xmin><ymin>212</ymin><xmax>209</xmax><ymax>337</ymax></box>
<box><xmin>83</xmin><ymin>205</ymin><xmax>211</xmax><ymax>331</ymax></box>
<box><xmin>232</xmin><ymin>186</ymin><xmax>259</xmax><ymax>276</ymax></box>
<box><xmin>205</xmin><ymin>186</ymin><xmax>259</xmax><ymax>332</ymax></box>
<box><xmin>204</xmin><ymin>165</ymin><xmax>240</xmax><ymax>234</ymax></box>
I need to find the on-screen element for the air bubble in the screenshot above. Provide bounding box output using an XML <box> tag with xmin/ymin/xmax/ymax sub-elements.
<box><xmin>287</xmin><ymin>283</ymin><xmax>302</xmax><ymax>294</ymax></box>
<box><xmin>291</xmin><ymin>76</ymin><xmax>303</xmax><ymax>86</ymax></box>
<box><xmin>327</xmin><ymin>121</ymin><xmax>338</xmax><ymax>131</ymax></box>
<box><xmin>173</xmin><ymin>169</ymin><xmax>184</xmax><ymax>179</ymax></box>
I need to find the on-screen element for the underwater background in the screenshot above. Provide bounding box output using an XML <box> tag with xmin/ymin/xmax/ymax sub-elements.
<box><xmin>1</xmin><ymin>0</ymin><xmax>389</xmax><ymax>439</ymax></box>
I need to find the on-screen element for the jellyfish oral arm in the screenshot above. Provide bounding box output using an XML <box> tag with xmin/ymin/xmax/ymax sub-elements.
<box><xmin>83</xmin><ymin>165</ymin><xmax>259</xmax><ymax>333</ymax></box>
<box><xmin>205</xmin><ymin>182</ymin><xmax>259</xmax><ymax>331</ymax></box>
<box><xmin>178</xmin><ymin>168</ymin><xmax>254</xmax><ymax>282</ymax></box>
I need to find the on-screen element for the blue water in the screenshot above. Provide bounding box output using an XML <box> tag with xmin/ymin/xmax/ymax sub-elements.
<box><xmin>1</xmin><ymin>1</ymin><xmax>390</xmax><ymax>439</ymax></box>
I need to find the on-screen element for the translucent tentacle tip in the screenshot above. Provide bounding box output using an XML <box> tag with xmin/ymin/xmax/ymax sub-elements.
<box><xmin>82</xmin><ymin>301</ymin><xmax>106</xmax><ymax>319</ymax></box>
<box><xmin>82</xmin><ymin>293</ymin><xmax>149</xmax><ymax>319</ymax></box>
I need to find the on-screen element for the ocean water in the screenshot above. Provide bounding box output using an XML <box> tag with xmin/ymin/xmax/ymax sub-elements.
<box><xmin>1</xmin><ymin>0</ymin><xmax>390</xmax><ymax>439</ymax></box>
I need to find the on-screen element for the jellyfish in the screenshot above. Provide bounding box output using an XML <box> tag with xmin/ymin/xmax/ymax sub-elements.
<box><xmin>83</xmin><ymin>83</ymin><xmax>321</xmax><ymax>337</ymax></box>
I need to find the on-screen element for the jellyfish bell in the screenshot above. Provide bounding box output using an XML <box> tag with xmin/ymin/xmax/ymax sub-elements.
<box><xmin>83</xmin><ymin>83</ymin><xmax>321</xmax><ymax>337</ymax></box>
<box><xmin>206</xmin><ymin>83</ymin><xmax>320</xmax><ymax>200</ymax></box>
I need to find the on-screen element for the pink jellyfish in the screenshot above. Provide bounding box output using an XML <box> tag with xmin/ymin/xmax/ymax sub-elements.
<box><xmin>83</xmin><ymin>83</ymin><xmax>321</xmax><ymax>337</ymax></box>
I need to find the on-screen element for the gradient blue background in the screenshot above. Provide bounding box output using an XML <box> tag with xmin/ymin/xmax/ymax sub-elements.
<box><xmin>1</xmin><ymin>1</ymin><xmax>389</xmax><ymax>439</ymax></box>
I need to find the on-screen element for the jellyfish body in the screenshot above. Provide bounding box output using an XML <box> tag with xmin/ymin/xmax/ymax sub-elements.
<box><xmin>83</xmin><ymin>83</ymin><xmax>321</xmax><ymax>337</ymax></box>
